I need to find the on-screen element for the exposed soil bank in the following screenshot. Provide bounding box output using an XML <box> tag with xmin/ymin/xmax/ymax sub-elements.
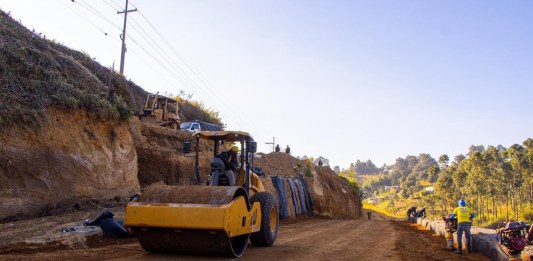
<box><xmin>0</xmin><ymin>109</ymin><xmax>139</xmax><ymax>221</ymax></box>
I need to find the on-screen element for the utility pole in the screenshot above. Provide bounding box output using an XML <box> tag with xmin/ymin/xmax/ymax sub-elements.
<box><xmin>265</xmin><ymin>137</ymin><xmax>275</xmax><ymax>152</ymax></box>
<box><xmin>117</xmin><ymin>0</ymin><xmax>137</xmax><ymax>75</ymax></box>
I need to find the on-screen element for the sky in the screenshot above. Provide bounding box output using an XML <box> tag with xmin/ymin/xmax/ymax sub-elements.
<box><xmin>1</xmin><ymin>0</ymin><xmax>532</xmax><ymax>169</ymax></box>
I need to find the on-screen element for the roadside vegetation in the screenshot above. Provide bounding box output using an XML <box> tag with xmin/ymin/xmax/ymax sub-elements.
<box><xmin>174</xmin><ymin>91</ymin><xmax>223</xmax><ymax>126</ymax></box>
<box><xmin>0</xmin><ymin>10</ymin><xmax>142</xmax><ymax>128</ymax></box>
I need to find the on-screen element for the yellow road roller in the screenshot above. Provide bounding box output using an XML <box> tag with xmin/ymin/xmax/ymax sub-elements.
<box><xmin>124</xmin><ymin>131</ymin><xmax>279</xmax><ymax>257</ymax></box>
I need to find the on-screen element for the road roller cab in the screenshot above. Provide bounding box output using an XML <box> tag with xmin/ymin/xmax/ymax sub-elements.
<box><xmin>124</xmin><ymin>131</ymin><xmax>279</xmax><ymax>257</ymax></box>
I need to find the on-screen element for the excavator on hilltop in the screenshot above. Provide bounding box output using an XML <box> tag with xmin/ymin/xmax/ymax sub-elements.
<box><xmin>139</xmin><ymin>92</ymin><xmax>180</xmax><ymax>129</ymax></box>
<box><xmin>124</xmin><ymin>130</ymin><xmax>279</xmax><ymax>257</ymax></box>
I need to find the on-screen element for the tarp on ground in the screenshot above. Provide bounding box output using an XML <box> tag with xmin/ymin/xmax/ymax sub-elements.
<box><xmin>287</xmin><ymin>178</ymin><xmax>300</xmax><ymax>215</ymax></box>
<box><xmin>271</xmin><ymin>176</ymin><xmax>289</xmax><ymax>219</ymax></box>
<box><xmin>294</xmin><ymin>179</ymin><xmax>307</xmax><ymax>215</ymax></box>
<box><xmin>298</xmin><ymin>174</ymin><xmax>314</xmax><ymax>216</ymax></box>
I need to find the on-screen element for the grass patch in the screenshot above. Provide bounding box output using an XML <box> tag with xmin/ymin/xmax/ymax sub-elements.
<box><xmin>0</xmin><ymin>10</ymin><xmax>138</xmax><ymax>129</ymax></box>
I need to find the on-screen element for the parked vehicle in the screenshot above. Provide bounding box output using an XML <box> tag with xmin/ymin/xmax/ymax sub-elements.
<box><xmin>180</xmin><ymin>120</ymin><xmax>223</xmax><ymax>132</ymax></box>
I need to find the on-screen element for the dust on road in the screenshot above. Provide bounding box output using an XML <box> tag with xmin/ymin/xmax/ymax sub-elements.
<box><xmin>1</xmin><ymin>212</ymin><xmax>489</xmax><ymax>261</ymax></box>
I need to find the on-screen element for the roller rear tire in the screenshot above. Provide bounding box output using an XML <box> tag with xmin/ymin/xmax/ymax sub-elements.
<box><xmin>250</xmin><ymin>192</ymin><xmax>279</xmax><ymax>246</ymax></box>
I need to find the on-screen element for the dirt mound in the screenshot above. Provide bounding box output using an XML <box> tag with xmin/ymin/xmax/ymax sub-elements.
<box><xmin>309</xmin><ymin>166</ymin><xmax>361</xmax><ymax>218</ymax></box>
<box><xmin>255</xmin><ymin>153</ymin><xmax>362</xmax><ymax>219</ymax></box>
<box><xmin>254</xmin><ymin>152</ymin><xmax>303</xmax><ymax>178</ymax></box>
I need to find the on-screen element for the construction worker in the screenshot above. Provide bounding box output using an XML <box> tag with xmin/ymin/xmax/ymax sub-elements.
<box><xmin>407</xmin><ymin>206</ymin><xmax>417</xmax><ymax>220</ymax></box>
<box><xmin>416</xmin><ymin>207</ymin><xmax>426</xmax><ymax>218</ymax></box>
<box><xmin>285</xmin><ymin>145</ymin><xmax>291</xmax><ymax>154</ymax></box>
<box><xmin>211</xmin><ymin>146</ymin><xmax>239</xmax><ymax>186</ymax></box>
<box><xmin>275</xmin><ymin>144</ymin><xmax>281</xmax><ymax>152</ymax></box>
<box><xmin>82</xmin><ymin>195</ymin><xmax>140</xmax><ymax>238</ymax></box>
<box><xmin>453</xmin><ymin>199</ymin><xmax>475</xmax><ymax>254</ymax></box>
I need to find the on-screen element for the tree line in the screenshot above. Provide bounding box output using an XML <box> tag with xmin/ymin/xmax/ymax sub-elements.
<box><xmin>435</xmin><ymin>139</ymin><xmax>533</xmax><ymax>224</ymax></box>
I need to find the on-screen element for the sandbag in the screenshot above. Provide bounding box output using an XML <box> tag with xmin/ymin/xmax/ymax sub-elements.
<box><xmin>100</xmin><ymin>218</ymin><xmax>130</xmax><ymax>238</ymax></box>
<box><xmin>294</xmin><ymin>179</ymin><xmax>307</xmax><ymax>214</ymax></box>
<box><xmin>298</xmin><ymin>175</ymin><xmax>314</xmax><ymax>216</ymax></box>
<box><xmin>287</xmin><ymin>179</ymin><xmax>300</xmax><ymax>215</ymax></box>
<box><xmin>271</xmin><ymin>176</ymin><xmax>289</xmax><ymax>219</ymax></box>
<box><xmin>284</xmin><ymin>178</ymin><xmax>296</xmax><ymax>218</ymax></box>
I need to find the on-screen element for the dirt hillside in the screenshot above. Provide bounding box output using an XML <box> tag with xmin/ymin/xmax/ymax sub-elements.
<box><xmin>0</xmin><ymin>10</ymin><xmax>144</xmax><ymax>221</ymax></box>
<box><xmin>0</xmin><ymin>108</ymin><xmax>139</xmax><ymax>221</ymax></box>
<box><xmin>131</xmin><ymin>119</ymin><xmax>214</xmax><ymax>187</ymax></box>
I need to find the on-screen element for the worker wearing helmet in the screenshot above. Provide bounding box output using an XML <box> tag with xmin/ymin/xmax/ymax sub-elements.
<box><xmin>452</xmin><ymin>199</ymin><xmax>475</xmax><ymax>254</ymax></box>
<box><xmin>211</xmin><ymin>146</ymin><xmax>240</xmax><ymax>186</ymax></box>
<box><xmin>226</xmin><ymin>146</ymin><xmax>240</xmax><ymax>170</ymax></box>
<box><xmin>406</xmin><ymin>206</ymin><xmax>417</xmax><ymax>220</ymax></box>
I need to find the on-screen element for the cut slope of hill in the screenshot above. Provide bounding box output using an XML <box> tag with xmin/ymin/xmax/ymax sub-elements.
<box><xmin>0</xmin><ymin>10</ymin><xmax>142</xmax><ymax>221</ymax></box>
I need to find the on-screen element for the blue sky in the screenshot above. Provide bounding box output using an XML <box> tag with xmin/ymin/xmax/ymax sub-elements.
<box><xmin>2</xmin><ymin>1</ymin><xmax>532</xmax><ymax>169</ymax></box>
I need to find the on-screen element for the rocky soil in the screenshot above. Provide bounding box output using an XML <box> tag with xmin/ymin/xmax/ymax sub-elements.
<box><xmin>0</xmin><ymin>109</ymin><xmax>139</xmax><ymax>221</ymax></box>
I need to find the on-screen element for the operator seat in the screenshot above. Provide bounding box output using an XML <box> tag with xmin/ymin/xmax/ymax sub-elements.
<box><xmin>209</xmin><ymin>158</ymin><xmax>235</xmax><ymax>186</ymax></box>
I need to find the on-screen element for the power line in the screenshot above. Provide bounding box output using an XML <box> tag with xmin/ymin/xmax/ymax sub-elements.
<box><xmin>58</xmin><ymin>0</ymin><xmax>173</xmax><ymax>93</ymax></box>
<box><xmin>56</xmin><ymin>0</ymin><xmax>117</xmax><ymax>39</ymax></box>
<box><xmin>125</xmin><ymin>29</ymin><xmax>251</xmax><ymax>136</ymax></box>
<box><xmin>128</xmin><ymin>2</ymin><xmax>269</xmax><ymax>141</ymax></box>
<box><xmin>101</xmin><ymin>0</ymin><xmax>120</xmax><ymax>12</ymax></box>
<box><xmin>125</xmin><ymin>15</ymin><xmax>261</xmax><ymax>137</ymax></box>
<box><xmin>108</xmin><ymin>0</ymin><xmax>123</xmax><ymax>10</ymax></box>
<box><xmin>123</xmin><ymin>33</ymin><xmax>226</xmax><ymax>112</ymax></box>
<box><xmin>71</xmin><ymin>0</ymin><xmax>121</xmax><ymax>31</ymax></box>
<box><xmin>126</xmin><ymin>20</ymin><xmax>268</xmax><ymax>141</ymax></box>
<box><xmin>127</xmin><ymin>48</ymin><xmax>180</xmax><ymax>89</ymax></box>
<box><xmin>126</xmin><ymin>19</ymin><xmax>222</xmax><ymax>102</ymax></box>
<box><xmin>63</xmin><ymin>0</ymin><xmax>270</xmax><ymax>142</ymax></box>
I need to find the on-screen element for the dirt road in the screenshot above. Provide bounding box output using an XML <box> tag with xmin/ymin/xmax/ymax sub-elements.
<box><xmin>1</xmin><ymin>211</ymin><xmax>489</xmax><ymax>261</ymax></box>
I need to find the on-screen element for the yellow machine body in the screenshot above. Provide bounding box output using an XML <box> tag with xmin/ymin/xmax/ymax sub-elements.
<box><xmin>125</xmin><ymin>196</ymin><xmax>261</xmax><ymax>237</ymax></box>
